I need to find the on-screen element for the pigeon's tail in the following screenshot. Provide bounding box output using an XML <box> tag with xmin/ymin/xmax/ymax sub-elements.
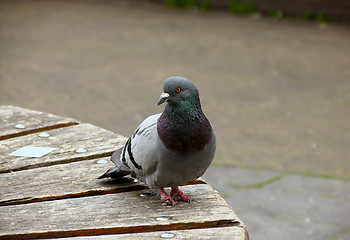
<box><xmin>110</xmin><ymin>147</ymin><xmax>122</xmax><ymax>165</ymax></box>
<box><xmin>98</xmin><ymin>147</ymin><xmax>130</xmax><ymax>179</ymax></box>
<box><xmin>98</xmin><ymin>166</ymin><xmax>130</xmax><ymax>179</ymax></box>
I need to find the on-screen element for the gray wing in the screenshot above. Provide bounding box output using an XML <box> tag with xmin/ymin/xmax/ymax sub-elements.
<box><xmin>98</xmin><ymin>113</ymin><xmax>161</xmax><ymax>180</ymax></box>
<box><xmin>120</xmin><ymin>113</ymin><xmax>161</xmax><ymax>176</ymax></box>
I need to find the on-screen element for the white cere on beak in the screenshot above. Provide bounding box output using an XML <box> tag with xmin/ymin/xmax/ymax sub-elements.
<box><xmin>158</xmin><ymin>92</ymin><xmax>170</xmax><ymax>105</ymax></box>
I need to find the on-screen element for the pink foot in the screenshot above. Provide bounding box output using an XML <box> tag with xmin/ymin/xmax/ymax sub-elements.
<box><xmin>170</xmin><ymin>187</ymin><xmax>191</xmax><ymax>203</ymax></box>
<box><xmin>160</xmin><ymin>188</ymin><xmax>175</xmax><ymax>206</ymax></box>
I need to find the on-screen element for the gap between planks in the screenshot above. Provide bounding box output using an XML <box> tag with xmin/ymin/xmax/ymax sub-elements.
<box><xmin>0</xmin><ymin>157</ymin><xmax>205</xmax><ymax>207</ymax></box>
<box><xmin>0</xmin><ymin>151</ymin><xmax>115</xmax><ymax>174</ymax></box>
<box><xmin>0</xmin><ymin>155</ymin><xmax>205</xmax><ymax>207</ymax></box>
<box><xmin>0</xmin><ymin>179</ymin><xmax>206</xmax><ymax>207</ymax></box>
<box><xmin>0</xmin><ymin>220</ymin><xmax>241</xmax><ymax>240</ymax></box>
<box><xmin>0</xmin><ymin>184</ymin><xmax>148</xmax><ymax>207</ymax></box>
<box><xmin>0</xmin><ymin>122</ymin><xmax>80</xmax><ymax>141</ymax></box>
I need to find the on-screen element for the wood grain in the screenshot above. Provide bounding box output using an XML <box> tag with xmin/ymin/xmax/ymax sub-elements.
<box><xmin>0</xmin><ymin>157</ymin><xmax>205</xmax><ymax>206</ymax></box>
<box><xmin>0</xmin><ymin>105</ymin><xmax>79</xmax><ymax>140</ymax></box>
<box><xmin>0</xmin><ymin>123</ymin><xmax>127</xmax><ymax>173</ymax></box>
<box><xmin>60</xmin><ymin>226</ymin><xmax>248</xmax><ymax>240</ymax></box>
<box><xmin>0</xmin><ymin>184</ymin><xmax>243</xmax><ymax>240</ymax></box>
<box><xmin>0</xmin><ymin>158</ymin><xmax>147</xmax><ymax>206</ymax></box>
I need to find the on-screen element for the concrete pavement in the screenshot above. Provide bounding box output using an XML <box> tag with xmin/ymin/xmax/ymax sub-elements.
<box><xmin>203</xmin><ymin>167</ymin><xmax>350</xmax><ymax>240</ymax></box>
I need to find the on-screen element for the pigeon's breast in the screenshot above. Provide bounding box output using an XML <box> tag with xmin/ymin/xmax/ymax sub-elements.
<box><xmin>149</xmin><ymin>129</ymin><xmax>216</xmax><ymax>188</ymax></box>
<box><xmin>157</xmin><ymin>113</ymin><xmax>213</xmax><ymax>153</ymax></box>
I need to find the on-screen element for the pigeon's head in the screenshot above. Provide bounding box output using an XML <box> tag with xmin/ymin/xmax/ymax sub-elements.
<box><xmin>158</xmin><ymin>77</ymin><xmax>200</xmax><ymax>106</ymax></box>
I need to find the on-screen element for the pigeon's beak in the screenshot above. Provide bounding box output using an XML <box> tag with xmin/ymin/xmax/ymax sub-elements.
<box><xmin>158</xmin><ymin>92</ymin><xmax>170</xmax><ymax>106</ymax></box>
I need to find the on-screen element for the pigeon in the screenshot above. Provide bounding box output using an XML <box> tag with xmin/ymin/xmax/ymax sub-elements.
<box><xmin>99</xmin><ymin>76</ymin><xmax>216</xmax><ymax>205</ymax></box>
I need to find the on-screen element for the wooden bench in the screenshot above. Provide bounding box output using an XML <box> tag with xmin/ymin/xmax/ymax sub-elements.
<box><xmin>0</xmin><ymin>105</ymin><xmax>249</xmax><ymax>239</ymax></box>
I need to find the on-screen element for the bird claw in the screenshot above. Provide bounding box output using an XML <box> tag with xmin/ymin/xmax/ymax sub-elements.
<box><xmin>160</xmin><ymin>187</ymin><xmax>190</xmax><ymax>205</ymax></box>
<box><xmin>170</xmin><ymin>187</ymin><xmax>191</xmax><ymax>203</ymax></box>
<box><xmin>160</xmin><ymin>189</ymin><xmax>176</xmax><ymax>206</ymax></box>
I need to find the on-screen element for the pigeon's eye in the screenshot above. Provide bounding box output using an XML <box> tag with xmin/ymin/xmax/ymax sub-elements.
<box><xmin>175</xmin><ymin>88</ymin><xmax>181</xmax><ymax>93</ymax></box>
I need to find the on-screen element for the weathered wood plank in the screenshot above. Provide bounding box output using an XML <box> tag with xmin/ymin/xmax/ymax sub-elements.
<box><xmin>0</xmin><ymin>157</ymin><xmax>205</xmax><ymax>206</ymax></box>
<box><xmin>0</xmin><ymin>105</ymin><xmax>79</xmax><ymax>140</ymax></box>
<box><xmin>0</xmin><ymin>185</ymin><xmax>243</xmax><ymax>240</ymax></box>
<box><xmin>0</xmin><ymin>158</ymin><xmax>148</xmax><ymax>206</ymax></box>
<box><xmin>0</xmin><ymin>124</ymin><xmax>127</xmax><ymax>173</ymax></box>
<box><xmin>60</xmin><ymin>226</ymin><xmax>248</xmax><ymax>240</ymax></box>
